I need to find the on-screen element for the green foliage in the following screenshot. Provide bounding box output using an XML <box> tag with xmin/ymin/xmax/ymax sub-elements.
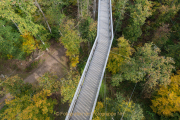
<box><xmin>43</xmin><ymin>1</ymin><xmax>66</xmax><ymax>25</ymax></box>
<box><xmin>79</xmin><ymin>18</ymin><xmax>97</xmax><ymax>49</ymax></box>
<box><xmin>78</xmin><ymin>0</ymin><xmax>90</xmax><ymax>17</ymax></box>
<box><xmin>160</xmin><ymin>112</ymin><xmax>180</xmax><ymax>120</ymax></box>
<box><xmin>161</xmin><ymin>0</ymin><xmax>179</xmax><ymax>5</ymax></box>
<box><xmin>123</xmin><ymin>0</ymin><xmax>152</xmax><ymax>42</ymax></box>
<box><xmin>99</xmin><ymin>81</ymin><xmax>108</xmax><ymax>102</ymax></box>
<box><xmin>79</xmin><ymin>16</ymin><xmax>94</xmax><ymax>39</ymax></box>
<box><xmin>25</xmin><ymin>60</ymin><xmax>41</xmax><ymax>72</ymax></box>
<box><xmin>170</xmin><ymin>22</ymin><xmax>180</xmax><ymax>41</ymax></box>
<box><xmin>60</xmin><ymin>70</ymin><xmax>80</xmax><ymax>104</ymax></box>
<box><xmin>165</xmin><ymin>43</ymin><xmax>180</xmax><ymax>69</ymax></box>
<box><xmin>0</xmin><ymin>75</ymin><xmax>33</xmax><ymax>97</ymax></box>
<box><xmin>50</xmin><ymin>26</ymin><xmax>61</xmax><ymax>41</ymax></box>
<box><xmin>21</xmin><ymin>32</ymin><xmax>38</xmax><ymax>55</ymax></box>
<box><xmin>156</xmin><ymin>4</ymin><xmax>180</xmax><ymax>24</ymax></box>
<box><xmin>145</xmin><ymin>110</ymin><xmax>157</xmax><ymax>119</ymax></box>
<box><xmin>116</xmin><ymin>95</ymin><xmax>144</xmax><ymax>120</ymax></box>
<box><xmin>38</xmin><ymin>40</ymin><xmax>51</xmax><ymax>51</ymax></box>
<box><xmin>151</xmin><ymin>71</ymin><xmax>180</xmax><ymax>117</ymax></box>
<box><xmin>77</xmin><ymin>59</ymin><xmax>86</xmax><ymax>74</ymax></box>
<box><xmin>0</xmin><ymin>104</ymin><xmax>8</xmax><ymax>118</ymax></box>
<box><xmin>0</xmin><ymin>0</ymin><xmax>38</xmax><ymax>35</ymax></box>
<box><xmin>107</xmin><ymin>36</ymin><xmax>134</xmax><ymax>74</ymax></box>
<box><xmin>0</xmin><ymin>20</ymin><xmax>25</xmax><ymax>59</ymax></box>
<box><xmin>38</xmin><ymin>72</ymin><xmax>61</xmax><ymax>93</ymax></box>
<box><xmin>0</xmin><ymin>0</ymin><xmax>51</xmax><ymax>60</ymax></box>
<box><xmin>37</xmin><ymin>0</ymin><xmax>66</xmax><ymax>40</ymax></box>
<box><xmin>112</xmin><ymin>0</ymin><xmax>128</xmax><ymax>34</ymax></box>
<box><xmin>0</xmin><ymin>0</ymin><xmax>49</xmax><ymax>42</ymax></box>
<box><xmin>93</xmin><ymin>98</ymin><xmax>117</xmax><ymax>120</ymax></box>
<box><xmin>112</xmin><ymin>43</ymin><xmax>174</xmax><ymax>96</ymax></box>
<box><xmin>88</xmin><ymin>21</ymin><xmax>97</xmax><ymax>44</ymax></box>
<box><xmin>152</xmin><ymin>23</ymin><xmax>170</xmax><ymax>48</ymax></box>
<box><xmin>93</xmin><ymin>94</ymin><xmax>144</xmax><ymax>120</ymax></box>
<box><xmin>0</xmin><ymin>73</ymin><xmax>60</xmax><ymax>120</ymax></box>
<box><xmin>60</xmin><ymin>19</ymin><xmax>85</xmax><ymax>67</ymax></box>
<box><xmin>0</xmin><ymin>89</ymin><xmax>57</xmax><ymax>120</ymax></box>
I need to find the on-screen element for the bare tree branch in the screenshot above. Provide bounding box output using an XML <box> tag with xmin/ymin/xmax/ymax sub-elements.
<box><xmin>11</xmin><ymin>19</ymin><xmax>22</xmax><ymax>34</ymax></box>
<box><xmin>34</xmin><ymin>0</ymin><xmax>52</xmax><ymax>33</ymax></box>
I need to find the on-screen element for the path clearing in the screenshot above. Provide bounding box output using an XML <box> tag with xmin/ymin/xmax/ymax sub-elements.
<box><xmin>0</xmin><ymin>43</ymin><xmax>68</xmax><ymax>109</ymax></box>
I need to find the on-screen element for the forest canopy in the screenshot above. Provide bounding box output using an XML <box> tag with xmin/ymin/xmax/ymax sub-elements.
<box><xmin>0</xmin><ymin>0</ymin><xmax>180</xmax><ymax>119</ymax></box>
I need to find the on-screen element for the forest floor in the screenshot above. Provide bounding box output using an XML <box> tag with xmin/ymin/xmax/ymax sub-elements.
<box><xmin>24</xmin><ymin>43</ymin><xmax>68</xmax><ymax>84</ymax></box>
<box><xmin>0</xmin><ymin>42</ymin><xmax>69</xmax><ymax>113</ymax></box>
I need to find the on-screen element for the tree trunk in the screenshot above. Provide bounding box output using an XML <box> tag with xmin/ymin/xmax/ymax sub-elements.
<box><xmin>34</xmin><ymin>0</ymin><xmax>52</xmax><ymax>33</ymax></box>
<box><xmin>77</xmin><ymin>0</ymin><xmax>80</xmax><ymax>31</ymax></box>
<box><xmin>93</xmin><ymin>0</ymin><xmax>96</xmax><ymax>20</ymax></box>
<box><xmin>38</xmin><ymin>35</ymin><xmax>49</xmax><ymax>51</ymax></box>
<box><xmin>11</xmin><ymin>19</ymin><xmax>22</xmax><ymax>34</ymax></box>
<box><xmin>81</xmin><ymin>2</ymin><xmax>83</xmax><ymax>17</ymax></box>
<box><xmin>87</xmin><ymin>0</ymin><xmax>89</xmax><ymax>15</ymax></box>
<box><xmin>88</xmin><ymin>41</ymin><xmax>91</xmax><ymax>53</ymax></box>
<box><xmin>77</xmin><ymin>0</ymin><xmax>80</xmax><ymax>19</ymax></box>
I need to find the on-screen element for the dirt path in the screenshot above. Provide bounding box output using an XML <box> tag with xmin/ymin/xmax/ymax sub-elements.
<box><xmin>0</xmin><ymin>43</ymin><xmax>68</xmax><ymax>109</ymax></box>
<box><xmin>24</xmin><ymin>44</ymin><xmax>68</xmax><ymax>84</ymax></box>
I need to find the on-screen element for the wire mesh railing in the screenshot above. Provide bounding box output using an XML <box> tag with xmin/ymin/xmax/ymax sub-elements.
<box><xmin>89</xmin><ymin>0</ymin><xmax>114</xmax><ymax>119</ymax></box>
<box><xmin>65</xmin><ymin>0</ymin><xmax>113</xmax><ymax>119</ymax></box>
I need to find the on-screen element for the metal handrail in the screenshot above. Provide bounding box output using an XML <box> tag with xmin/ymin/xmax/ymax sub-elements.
<box><xmin>65</xmin><ymin>0</ymin><xmax>101</xmax><ymax>119</ymax></box>
<box><xmin>89</xmin><ymin>0</ymin><xmax>114</xmax><ymax>119</ymax></box>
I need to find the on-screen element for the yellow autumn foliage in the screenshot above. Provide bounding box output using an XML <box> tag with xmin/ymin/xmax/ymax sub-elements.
<box><xmin>151</xmin><ymin>71</ymin><xmax>180</xmax><ymax>116</ymax></box>
<box><xmin>107</xmin><ymin>36</ymin><xmax>134</xmax><ymax>74</ymax></box>
<box><xmin>60</xmin><ymin>20</ymin><xmax>84</xmax><ymax>68</ymax></box>
<box><xmin>61</xmin><ymin>70</ymin><xmax>80</xmax><ymax>104</ymax></box>
<box><xmin>7</xmin><ymin>54</ymin><xmax>13</xmax><ymax>59</ymax></box>
<box><xmin>92</xmin><ymin>102</ymin><xmax>104</xmax><ymax>120</ymax></box>
<box><xmin>21</xmin><ymin>32</ymin><xmax>38</xmax><ymax>55</ymax></box>
<box><xmin>71</xmin><ymin>56</ymin><xmax>79</xmax><ymax>67</ymax></box>
<box><xmin>0</xmin><ymin>89</ymin><xmax>57</xmax><ymax>120</ymax></box>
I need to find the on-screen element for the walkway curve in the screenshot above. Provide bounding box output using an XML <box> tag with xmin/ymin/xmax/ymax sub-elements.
<box><xmin>65</xmin><ymin>0</ymin><xmax>114</xmax><ymax>119</ymax></box>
